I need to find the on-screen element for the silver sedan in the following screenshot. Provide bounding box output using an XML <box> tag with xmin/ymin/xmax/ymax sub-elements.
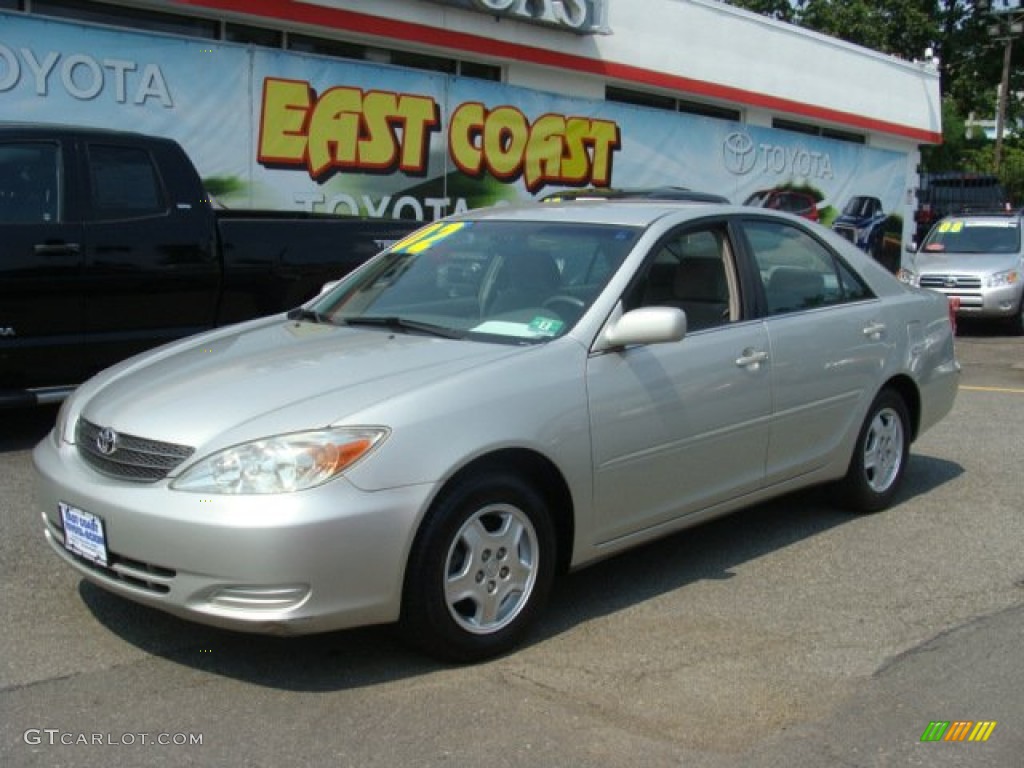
<box><xmin>34</xmin><ymin>201</ymin><xmax>959</xmax><ymax>661</ymax></box>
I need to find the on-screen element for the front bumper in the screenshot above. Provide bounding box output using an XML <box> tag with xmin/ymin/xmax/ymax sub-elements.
<box><xmin>920</xmin><ymin>282</ymin><xmax>1023</xmax><ymax>320</ymax></box>
<box><xmin>33</xmin><ymin>432</ymin><xmax>434</xmax><ymax>635</ymax></box>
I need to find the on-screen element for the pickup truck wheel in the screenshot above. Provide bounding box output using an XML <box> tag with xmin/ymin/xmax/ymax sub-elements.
<box><xmin>837</xmin><ymin>389</ymin><xmax>909</xmax><ymax>513</ymax></box>
<box><xmin>400</xmin><ymin>471</ymin><xmax>555</xmax><ymax>662</ymax></box>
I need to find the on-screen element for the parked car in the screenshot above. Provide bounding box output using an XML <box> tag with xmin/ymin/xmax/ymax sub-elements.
<box><xmin>900</xmin><ymin>211</ymin><xmax>1024</xmax><ymax>335</ymax></box>
<box><xmin>35</xmin><ymin>201</ymin><xmax>959</xmax><ymax>662</ymax></box>
<box><xmin>832</xmin><ymin>196</ymin><xmax>886</xmax><ymax>252</ymax></box>
<box><xmin>742</xmin><ymin>188</ymin><xmax>820</xmax><ymax>221</ymax></box>
<box><xmin>0</xmin><ymin>123</ymin><xmax>418</xmax><ymax>408</ymax></box>
<box><xmin>541</xmin><ymin>186</ymin><xmax>729</xmax><ymax>203</ymax></box>
<box><xmin>832</xmin><ymin>195</ymin><xmax>902</xmax><ymax>273</ymax></box>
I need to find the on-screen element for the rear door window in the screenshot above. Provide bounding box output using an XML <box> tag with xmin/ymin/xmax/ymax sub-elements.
<box><xmin>0</xmin><ymin>142</ymin><xmax>60</xmax><ymax>224</ymax></box>
<box><xmin>86</xmin><ymin>144</ymin><xmax>167</xmax><ymax>220</ymax></box>
<box><xmin>741</xmin><ymin>219</ymin><xmax>873</xmax><ymax>315</ymax></box>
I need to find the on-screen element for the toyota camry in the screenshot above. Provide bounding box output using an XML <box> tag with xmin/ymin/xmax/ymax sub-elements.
<box><xmin>34</xmin><ymin>200</ymin><xmax>959</xmax><ymax>661</ymax></box>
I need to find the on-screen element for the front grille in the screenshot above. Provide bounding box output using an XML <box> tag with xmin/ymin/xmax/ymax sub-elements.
<box><xmin>77</xmin><ymin>419</ymin><xmax>194</xmax><ymax>482</ymax></box>
<box><xmin>920</xmin><ymin>274</ymin><xmax>982</xmax><ymax>290</ymax></box>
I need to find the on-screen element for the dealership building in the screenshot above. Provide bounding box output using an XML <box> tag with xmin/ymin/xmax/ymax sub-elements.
<box><xmin>0</xmin><ymin>0</ymin><xmax>941</xmax><ymax>242</ymax></box>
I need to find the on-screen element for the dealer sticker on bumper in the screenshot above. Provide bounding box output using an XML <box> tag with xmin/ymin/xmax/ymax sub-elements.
<box><xmin>59</xmin><ymin>502</ymin><xmax>109</xmax><ymax>567</ymax></box>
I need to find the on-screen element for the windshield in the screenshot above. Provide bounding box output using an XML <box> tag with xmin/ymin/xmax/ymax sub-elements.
<box><xmin>921</xmin><ymin>218</ymin><xmax>1021</xmax><ymax>254</ymax></box>
<box><xmin>842</xmin><ymin>197</ymin><xmax>877</xmax><ymax>217</ymax></box>
<box><xmin>308</xmin><ymin>219</ymin><xmax>640</xmax><ymax>344</ymax></box>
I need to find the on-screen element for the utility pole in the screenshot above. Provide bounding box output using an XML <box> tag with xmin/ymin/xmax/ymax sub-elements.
<box><xmin>982</xmin><ymin>1</ymin><xmax>1024</xmax><ymax>173</ymax></box>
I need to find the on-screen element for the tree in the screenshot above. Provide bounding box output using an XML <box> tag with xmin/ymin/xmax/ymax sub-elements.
<box><xmin>724</xmin><ymin>0</ymin><xmax>804</xmax><ymax>22</ymax></box>
<box><xmin>722</xmin><ymin>1</ymin><xmax>1012</xmax><ymax>116</ymax></box>
<box><xmin>726</xmin><ymin>0</ymin><xmax>938</xmax><ymax>60</ymax></box>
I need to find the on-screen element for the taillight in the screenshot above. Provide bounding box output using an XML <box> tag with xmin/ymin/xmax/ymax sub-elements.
<box><xmin>948</xmin><ymin>296</ymin><xmax>960</xmax><ymax>335</ymax></box>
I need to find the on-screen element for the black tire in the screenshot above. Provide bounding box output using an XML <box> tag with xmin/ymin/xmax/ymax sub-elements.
<box><xmin>838</xmin><ymin>389</ymin><xmax>910</xmax><ymax>513</ymax></box>
<box><xmin>400</xmin><ymin>471</ymin><xmax>556</xmax><ymax>662</ymax></box>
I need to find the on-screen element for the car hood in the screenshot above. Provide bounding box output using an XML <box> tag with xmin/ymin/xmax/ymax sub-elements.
<box><xmin>76</xmin><ymin>318</ymin><xmax>526</xmax><ymax>449</ymax></box>
<box><xmin>913</xmin><ymin>251</ymin><xmax>1020</xmax><ymax>275</ymax></box>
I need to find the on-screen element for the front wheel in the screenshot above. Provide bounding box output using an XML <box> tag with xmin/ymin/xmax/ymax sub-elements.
<box><xmin>400</xmin><ymin>471</ymin><xmax>556</xmax><ymax>662</ymax></box>
<box><xmin>838</xmin><ymin>389</ymin><xmax>910</xmax><ymax>513</ymax></box>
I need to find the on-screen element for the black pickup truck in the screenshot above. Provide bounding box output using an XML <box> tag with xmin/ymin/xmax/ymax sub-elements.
<box><xmin>1</xmin><ymin>123</ymin><xmax>419</xmax><ymax>408</ymax></box>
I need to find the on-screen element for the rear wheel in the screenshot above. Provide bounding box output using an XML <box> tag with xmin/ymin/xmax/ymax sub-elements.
<box><xmin>838</xmin><ymin>389</ymin><xmax>910</xmax><ymax>513</ymax></box>
<box><xmin>400</xmin><ymin>471</ymin><xmax>556</xmax><ymax>662</ymax></box>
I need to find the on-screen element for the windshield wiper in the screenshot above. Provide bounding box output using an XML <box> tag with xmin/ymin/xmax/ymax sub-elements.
<box><xmin>343</xmin><ymin>316</ymin><xmax>464</xmax><ymax>339</ymax></box>
<box><xmin>287</xmin><ymin>307</ymin><xmax>332</xmax><ymax>324</ymax></box>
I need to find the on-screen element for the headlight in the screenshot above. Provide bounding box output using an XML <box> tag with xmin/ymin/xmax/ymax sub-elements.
<box><xmin>171</xmin><ymin>427</ymin><xmax>388</xmax><ymax>494</ymax></box>
<box><xmin>987</xmin><ymin>269</ymin><xmax>1019</xmax><ymax>288</ymax></box>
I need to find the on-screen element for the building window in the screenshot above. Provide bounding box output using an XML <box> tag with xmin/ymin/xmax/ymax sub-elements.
<box><xmin>458</xmin><ymin>61</ymin><xmax>502</xmax><ymax>81</ymax></box>
<box><xmin>606</xmin><ymin>86</ymin><xmax>675</xmax><ymax>112</ymax></box>
<box><xmin>822</xmin><ymin>126</ymin><xmax>866</xmax><ymax>144</ymax></box>
<box><xmin>287</xmin><ymin>33</ymin><xmax>367</xmax><ymax>60</ymax></box>
<box><xmin>773</xmin><ymin>119</ymin><xmax>818</xmax><ymax>137</ymax></box>
<box><xmin>16</xmin><ymin>2</ymin><xmax>502</xmax><ymax>84</ymax></box>
<box><xmin>391</xmin><ymin>50</ymin><xmax>456</xmax><ymax>75</ymax></box>
<box><xmin>773</xmin><ymin>118</ymin><xmax>866</xmax><ymax>144</ymax></box>
<box><xmin>225</xmin><ymin>23</ymin><xmax>283</xmax><ymax>48</ymax></box>
<box><xmin>606</xmin><ymin>87</ymin><xmax>740</xmax><ymax>122</ymax></box>
<box><xmin>678</xmin><ymin>99</ymin><xmax>740</xmax><ymax>122</ymax></box>
<box><xmin>31</xmin><ymin>0</ymin><xmax>218</xmax><ymax>38</ymax></box>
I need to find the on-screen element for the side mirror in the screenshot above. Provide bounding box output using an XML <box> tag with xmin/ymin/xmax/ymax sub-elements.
<box><xmin>601</xmin><ymin>306</ymin><xmax>687</xmax><ymax>349</ymax></box>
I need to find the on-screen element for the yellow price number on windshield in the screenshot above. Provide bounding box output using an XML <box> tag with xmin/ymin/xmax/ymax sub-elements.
<box><xmin>391</xmin><ymin>222</ymin><xmax>467</xmax><ymax>254</ymax></box>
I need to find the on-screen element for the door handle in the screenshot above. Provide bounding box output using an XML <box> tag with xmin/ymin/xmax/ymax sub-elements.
<box><xmin>862</xmin><ymin>322</ymin><xmax>886</xmax><ymax>339</ymax></box>
<box><xmin>34</xmin><ymin>242</ymin><xmax>82</xmax><ymax>256</ymax></box>
<box><xmin>735</xmin><ymin>348</ymin><xmax>769</xmax><ymax>369</ymax></box>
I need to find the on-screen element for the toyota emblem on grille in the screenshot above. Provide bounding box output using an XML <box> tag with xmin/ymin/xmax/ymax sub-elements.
<box><xmin>944</xmin><ymin>277</ymin><xmax>958</xmax><ymax>288</ymax></box>
<box><xmin>96</xmin><ymin>427</ymin><xmax>119</xmax><ymax>456</ymax></box>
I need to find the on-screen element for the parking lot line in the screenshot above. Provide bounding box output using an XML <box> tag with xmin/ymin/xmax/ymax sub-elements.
<box><xmin>960</xmin><ymin>385</ymin><xmax>1024</xmax><ymax>395</ymax></box>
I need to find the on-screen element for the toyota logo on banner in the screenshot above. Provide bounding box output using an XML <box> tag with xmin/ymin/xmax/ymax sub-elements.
<box><xmin>723</xmin><ymin>131</ymin><xmax>757</xmax><ymax>175</ymax></box>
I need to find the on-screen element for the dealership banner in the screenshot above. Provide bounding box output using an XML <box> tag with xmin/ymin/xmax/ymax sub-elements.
<box><xmin>0</xmin><ymin>12</ymin><xmax>909</xmax><ymax>223</ymax></box>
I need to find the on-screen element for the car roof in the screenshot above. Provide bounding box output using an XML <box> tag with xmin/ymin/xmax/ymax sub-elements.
<box><xmin>937</xmin><ymin>210</ymin><xmax>1021</xmax><ymax>223</ymax></box>
<box><xmin>453</xmin><ymin>199</ymin><xmax>750</xmax><ymax>227</ymax></box>
<box><xmin>0</xmin><ymin>121</ymin><xmax>172</xmax><ymax>143</ymax></box>
<box><xmin>541</xmin><ymin>186</ymin><xmax>729</xmax><ymax>204</ymax></box>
